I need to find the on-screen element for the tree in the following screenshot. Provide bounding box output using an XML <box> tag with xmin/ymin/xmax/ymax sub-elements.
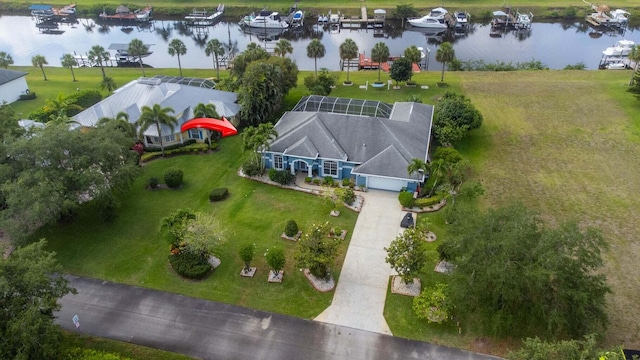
<box><xmin>237</xmin><ymin>62</ymin><xmax>284</xmax><ymax>126</ymax></box>
<box><xmin>0</xmin><ymin>51</ymin><xmax>14</xmax><ymax>69</ymax></box>
<box><xmin>181</xmin><ymin>213</ymin><xmax>226</xmax><ymax>258</ymax></box>
<box><xmin>394</xmin><ymin>4</ymin><xmax>418</xmax><ymax>28</ymax></box>
<box><xmin>508</xmin><ymin>334</ymin><xmax>628</xmax><ymax>360</ymax></box>
<box><xmin>160</xmin><ymin>208</ymin><xmax>197</xmax><ymax>246</ymax></box>
<box><xmin>307</xmin><ymin>39</ymin><xmax>326</xmax><ymax>77</ymax></box>
<box><xmin>0</xmin><ymin>123</ymin><xmax>140</xmax><ymax>243</ymax></box>
<box><xmin>413</xmin><ymin>283</ymin><xmax>452</xmax><ymax>324</ymax></box>
<box><xmin>265</xmin><ymin>246</ymin><xmax>286</xmax><ymax>277</ymax></box>
<box><xmin>390</xmin><ymin>57</ymin><xmax>412</xmax><ymax>86</ymax></box>
<box><xmin>60</xmin><ymin>53</ymin><xmax>78</xmax><ymax>82</ymax></box>
<box><xmin>168</xmin><ymin>39</ymin><xmax>187</xmax><ymax>77</ymax></box>
<box><xmin>436</xmin><ymin>42</ymin><xmax>455</xmax><ymax>83</ymax></box>
<box><xmin>193</xmin><ymin>103</ymin><xmax>220</xmax><ymax>119</ymax></box>
<box><xmin>371</xmin><ymin>42</ymin><xmax>390</xmax><ymax>83</ymax></box>
<box><xmin>205</xmin><ymin>39</ymin><xmax>225</xmax><ymax>79</ymax></box>
<box><xmin>385</xmin><ymin>226</ymin><xmax>428</xmax><ymax>284</ymax></box>
<box><xmin>406</xmin><ymin>158</ymin><xmax>427</xmax><ymax>184</ymax></box>
<box><xmin>0</xmin><ymin>239</ymin><xmax>76</xmax><ymax>360</ymax></box>
<box><xmin>97</xmin><ymin>111</ymin><xmax>137</xmax><ymax>141</ymax></box>
<box><xmin>128</xmin><ymin>38</ymin><xmax>148</xmax><ymax>77</ymax></box>
<box><xmin>88</xmin><ymin>45</ymin><xmax>110</xmax><ymax>79</ymax></box>
<box><xmin>628</xmin><ymin>45</ymin><xmax>640</xmax><ymax>86</ymax></box>
<box><xmin>444</xmin><ymin>203</ymin><xmax>610</xmax><ymax>338</ymax></box>
<box><xmin>304</xmin><ymin>68</ymin><xmax>337</xmax><ymax>95</ymax></box>
<box><xmin>274</xmin><ymin>39</ymin><xmax>293</xmax><ymax>58</ymax></box>
<box><xmin>31</xmin><ymin>55</ymin><xmax>48</xmax><ymax>81</ymax></box>
<box><xmin>339</xmin><ymin>38</ymin><xmax>358</xmax><ymax>83</ymax></box>
<box><xmin>239</xmin><ymin>243</ymin><xmax>256</xmax><ymax>272</ymax></box>
<box><xmin>136</xmin><ymin>104</ymin><xmax>178</xmax><ymax>157</ymax></box>
<box><xmin>241</xmin><ymin>123</ymin><xmax>278</xmax><ymax>169</ymax></box>
<box><xmin>100</xmin><ymin>76</ymin><xmax>117</xmax><ymax>92</ymax></box>
<box><xmin>266</xmin><ymin>56</ymin><xmax>299</xmax><ymax>95</ymax></box>
<box><xmin>433</xmin><ymin>91</ymin><xmax>483</xmax><ymax>147</ymax></box>
<box><xmin>44</xmin><ymin>93</ymin><xmax>82</xmax><ymax>117</ymax></box>
<box><xmin>404</xmin><ymin>45</ymin><xmax>422</xmax><ymax>83</ymax></box>
<box><xmin>230</xmin><ymin>43</ymin><xmax>270</xmax><ymax>82</ymax></box>
<box><xmin>295</xmin><ymin>222</ymin><xmax>341</xmax><ymax>280</ymax></box>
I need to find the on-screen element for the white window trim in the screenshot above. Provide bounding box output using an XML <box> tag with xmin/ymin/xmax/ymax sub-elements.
<box><xmin>323</xmin><ymin>160</ymin><xmax>338</xmax><ymax>177</ymax></box>
<box><xmin>273</xmin><ymin>155</ymin><xmax>284</xmax><ymax>170</ymax></box>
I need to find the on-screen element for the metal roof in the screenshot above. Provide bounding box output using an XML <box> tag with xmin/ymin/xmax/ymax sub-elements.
<box><xmin>0</xmin><ymin>69</ymin><xmax>28</xmax><ymax>86</ymax></box>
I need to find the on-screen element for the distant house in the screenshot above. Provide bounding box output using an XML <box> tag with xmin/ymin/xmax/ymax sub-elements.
<box><xmin>0</xmin><ymin>69</ymin><xmax>29</xmax><ymax>104</ymax></box>
<box><xmin>73</xmin><ymin>76</ymin><xmax>240</xmax><ymax>146</ymax></box>
<box><xmin>263</xmin><ymin>95</ymin><xmax>434</xmax><ymax>192</ymax></box>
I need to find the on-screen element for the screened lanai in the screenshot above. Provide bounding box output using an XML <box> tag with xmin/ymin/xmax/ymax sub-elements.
<box><xmin>291</xmin><ymin>95</ymin><xmax>393</xmax><ymax>118</ymax></box>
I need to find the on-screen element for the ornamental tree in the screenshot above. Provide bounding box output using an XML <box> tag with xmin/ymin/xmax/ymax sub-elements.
<box><xmin>295</xmin><ymin>222</ymin><xmax>341</xmax><ymax>280</ymax></box>
<box><xmin>385</xmin><ymin>226</ymin><xmax>428</xmax><ymax>284</ymax></box>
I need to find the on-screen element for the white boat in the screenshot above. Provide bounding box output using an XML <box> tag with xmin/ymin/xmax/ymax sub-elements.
<box><xmin>584</xmin><ymin>0</ymin><xmax>630</xmax><ymax>28</ymax></box>
<box><xmin>329</xmin><ymin>11</ymin><xmax>340</xmax><ymax>24</ymax></box>
<box><xmin>291</xmin><ymin>10</ymin><xmax>304</xmax><ymax>26</ymax></box>
<box><xmin>606</xmin><ymin>62</ymin><xmax>627</xmax><ymax>70</ymax></box>
<box><xmin>514</xmin><ymin>11</ymin><xmax>533</xmax><ymax>29</ymax></box>
<box><xmin>602</xmin><ymin>39</ymin><xmax>635</xmax><ymax>57</ymax></box>
<box><xmin>417</xmin><ymin>47</ymin><xmax>427</xmax><ymax>59</ymax></box>
<box><xmin>408</xmin><ymin>7</ymin><xmax>449</xmax><ymax>29</ymax></box>
<box><xmin>243</xmin><ymin>10</ymin><xmax>289</xmax><ymax>29</ymax></box>
<box><xmin>453</xmin><ymin>11</ymin><xmax>469</xmax><ymax>27</ymax></box>
<box><xmin>318</xmin><ymin>14</ymin><xmax>328</xmax><ymax>23</ymax></box>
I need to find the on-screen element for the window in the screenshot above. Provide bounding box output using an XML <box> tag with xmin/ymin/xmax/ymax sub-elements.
<box><xmin>189</xmin><ymin>129</ymin><xmax>201</xmax><ymax>139</ymax></box>
<box><xmin>274</xmin><ymin>155</ymin><xmax>283</xmax><ymax>170</ymax></box>
<box><xmin>323</xmin><ymin>160</ymin><xmax>337</xmax><ymax>176</ymax></box>
<box><xmin>165</xmin><ymin>134</ymin><xmax>175</xmax><ymax>142</ymax></box>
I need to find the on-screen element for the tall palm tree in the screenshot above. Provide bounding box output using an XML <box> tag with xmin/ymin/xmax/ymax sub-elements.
<box><xmin>274</xmin><ymin>39</ymin><xmax>293</xmax><ymax>58</ymax></box>
<box><xmin>44</xmin><ymin>93</ymin><xmax>82</xmax><ymax>115</ymax></box>
<box><xmin>436</xmin><ymin>42</ymin><xmax>455</xmax><ymax>83</ymax></box>
<box><xmin>241</xmin><ymin>123</ymin><xmax>278</xmax><ymax>169</ymax></box>
<box><xmin>168</xmin><ymin>39</ymin><xmax>187</xmax><ymax>77</ymax></box>
<box><xmin>193</xmin><ymin>103</ymin><xmax>220</xmax><ymax>119</ymax></box>
<box><xmin>100</xmin><ymin>76</ymin><xmax>118</xmax><ymax>92</ymax></box>
<box><xmin>404</xmin><ymin>46</ymin><xmax>422</xmax><ymax>83</ymax></box>
<box><xmin>371</xmin><ymin>42</ymin><xmax>390</xmax><ymax>83</ymax></box>
<box><xmin>205</xmin><ymin>39</ymin><xmax>225</xmax><ymax>80</ymax></box>
<box><xmin>128</xmin><ymin>38</ymin><xmax>148</xmax><ymax>77</ymax></box>
<box><xmin>407</xmin><ymin>158</ymin><xmax>428</xmax><ymax>179</ymax></box>
<box><xmin>31</xmin><ymin>55</ymin><xmax>48</xmax><ymax>81</ymax></box>
<box><xmin>0</xmin><ymin>51</ymin><xmax>14</xmax><ymax>69</ymax></box>
<box><xmin>61</xmin><ymin>54</ymin><xmax>78</xmax><ymax>82</ymax></box>
<box><xmin>136</xmin><ymin>104</ymin><xmax>178</xmax><ymax>157</ymax></box>
<box><xmin>88</xmin><ymin>45</ymin><xmax>110</xmax><ymax>80</ymax></box>
<box><xmin>306</xmin><ymin>39</ymin><xmax>326</xmax><ymax>77</ymax></box>
<box><xmin>628</xmin><ymin>45</ymin><xmax>640</xmax><ymax>86</ymax></box>
<box><xmin>339</xmin><ymin>38</ymin><xmax>358</xmax><ymax>83</ymax></box>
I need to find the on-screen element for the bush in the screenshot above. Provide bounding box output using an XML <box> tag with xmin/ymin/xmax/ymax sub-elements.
<box><xmin>322</xmin><ymin>176</ymin><xmax>334</xmax><ymax>186</ymax></box>
<box><xmin>144</xmin><ymin>139</ymin><xmax>196</xmax><ymax>152</ymax></box>
<box><xmin>209</xmin><ymin>187</ymin><xmax>228</xmax><ymax>201</ymax></box>
<box><xmin>164</xmin><ymin>168</ymin><xmax>184</xmax><ymax>189</ymax></box>
<box><xmin>148</xmin><ymin>177</ymin><xmax>159</xmax><ymax>189</ymax></box>
<box><xmin>265</xmin><ymin>246</ymin><xmax>286</xmax><ymax>273</ymax></box>
<box><xmin>284</xmin><ymin>220</ymin><xmax>299</xmax><ymax>237</ymax></box>
<box><xmin>141</xmin><ymin>152</ymin><xmax>163</xmax><ymax>163</ymax></box>
<box><xmin>341</xmin><ymin>178</ymin><xmax>351</xmax><ymax>187</ymax></box>
<box><xmin>398</xmin><ymin>191</ymin><xmax>415</xmax><ymax>208</ymax></box>
<box><xmin>168</xmin><ymin>251</ymin><xmax>211</xmax><ymax>279</ymax></box>
<box><xmin>19</xmin><ymin>92</ymin><xmax>37</xmax><ymax>100</ymax></box>
<box><xmin>268</xmin><ymin>168</ymin><xmax>294</xmax><ymax>185</ymax></box>
<box><xmin>305</xmin><ymin>176</ymin><xmax>312</xmax><ymax>183</ymax></box>
<box><xmin>313</xmin><ymin>178</ymin><xmax>321</xmax><ymax>185</ymax></box>
<box><xmin>414</xmin><ymin>195</ymin><xmax>442</xmax><ymax>208</ymax></box>
<box><xmin>239</xmin><ymin>243</ymin><xmax>256</xmax><ymax>270</ymax></box>
<box><xmin>340</xmin><ymin>188</ymin><xmax>356</xmax><ymax>205</ymax></box>
<box><xmin>69</xmin><ymin>89</ymin><xmax>102</xmax><ymax>109</ymax></box>
<box><xmin>242</xmin><ymin>159</ymin><xmax>264</xmax><ymax>176</ymax></box>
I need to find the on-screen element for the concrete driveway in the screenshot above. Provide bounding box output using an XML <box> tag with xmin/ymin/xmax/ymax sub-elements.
<box><xmin>314</xmin><ymin>190</ymin><xmax>404</xmax><ymax>334</ymax></box>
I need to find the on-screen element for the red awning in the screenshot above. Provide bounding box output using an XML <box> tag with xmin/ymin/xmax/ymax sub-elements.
<box><xmin>180</xmin><ymin>117</ymin><xmax>238</xmax><ymax>137</ymax></box>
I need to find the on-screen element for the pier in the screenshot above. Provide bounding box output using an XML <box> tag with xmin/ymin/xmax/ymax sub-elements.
<box><xmin>339</xmin><ymin>7</ymin><xmax>385</xmax><ymax>29</ymax></box>
<box><xmin>358</xmin><ymin>53</ymin><xmax>422</xmax><ymax>72</ymax></box>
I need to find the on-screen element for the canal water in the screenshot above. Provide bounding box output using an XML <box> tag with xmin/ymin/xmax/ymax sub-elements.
<box><xmin>0</xmin><ymin>15</ymin><xmax>638</xmax><ymax>71</ymax></box>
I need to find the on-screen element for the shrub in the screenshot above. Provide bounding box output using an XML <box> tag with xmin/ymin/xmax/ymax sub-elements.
<box><xmin>19</xmin><ymin>92</ymin><xmax>37</xmax><ymax>100</ymax></box>
<box><xmin>209</xmin><ymin>187</ymin><xmax>229</xmax><ymax>201</ymax></box>
<box><xmin>164</xmin><ymin>168</ymin><xmax>184</xmax><ymax>189</ymax></box>
<box><xmin>305</xmin><ymin>176</ymin><xmax>312</xmax><ymax>183</ymax></box>
<box><xmin>284</xmin><ymin>220</ymin><xmax>299</xmax><ymax>237</ymax></box>
<box><xmin>168</xmin><ymin>251</ymin><xmax>211</xmax><ymax>279</ymax></box>
<box><xmin>269</xmin><ymin>169</ymin><xmax>294</xmax><ymax>185</ymax></box>
<box><xmin>69</xmin><ymin>89</ymin><xmax>102</xmax><ymax>109</ymax></box>
<box><xmin>242</xmin><ymin>159</ymin><xmax>263</xmax><ymax>176</ymax></box>
<box><xmin>265</xmin><ymin>246</ymin><xmax>286</xmax><ymax>273</ymax></box>
<box><xmin>341</xmin><ymin>178</ymin><xmax>351</xmax><ymax>187</ymax></box>
<box><xmin>141</xmin><ymin>152</ymin><xmax>163</xmax><ymax>163</ymax></box>
<box><xmin>239</xmin><ymin>243</ymin><xmax>256</xmax><ymax>271</ymax></box>
<box><xmin>322</xmin><ymin>176</ymin><xmax>334</xmax><ymax>186</ymax></box>
<box><xmin>398</xmin><ymin>191</ymin><xmax>415</xmax><ymax>208</ymax></box>
<box><xmin>340</xmin><ymin>188</ymin><xmax>356</xmax><ymax>205</ymax></box>
<box><xmin>414</xmin><ymin>195</ymin><xmax>442</xmax><ymax>208</ymax></box>
<box><xmin>313</xmin><ymin>178</ymin><xmax>321</xmax><ymax>185</ymax></box>
<box><xmin>144</xmin><ymin>139</ymin><xmax>196</xmax><ymax>152</ymax></box>
<box><xmin>146</xmin><ymin>177</ymin><xmax>158</xmax><ymax>190</ymax></box>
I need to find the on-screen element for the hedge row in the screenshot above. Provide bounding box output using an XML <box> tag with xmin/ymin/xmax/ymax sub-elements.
<box><xmin>141</xmin><ymin>143</ymin><xmax>213</xmax><ymax>162</ymax></box>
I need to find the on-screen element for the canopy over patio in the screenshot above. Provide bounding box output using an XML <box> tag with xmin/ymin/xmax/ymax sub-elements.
<box><xmin>181</xmin><ymin>117</ymin><xmax>238</xmax><ymax>137</ymax></box>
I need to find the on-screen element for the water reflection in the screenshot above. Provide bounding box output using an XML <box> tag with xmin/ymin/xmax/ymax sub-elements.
<box><xmin>0</xmin><ymin>15</ymin><xmax>638</xmax><ymax>70</ymax></box>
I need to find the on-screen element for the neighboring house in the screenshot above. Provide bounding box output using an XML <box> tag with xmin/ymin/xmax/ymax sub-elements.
<box><xmin>263</xmin><ymin>95</ymin><xmax>434</xmax><ymax>192</ymax></box>
<box><xmin>0</xmin><ymin>69</ymin><xmax>29</xmax><ymax>104</ymax></box>
<box><xmin>73</xmin><ymin>76</ymin><xmax>240</xmax><ymax>146</ymax></box>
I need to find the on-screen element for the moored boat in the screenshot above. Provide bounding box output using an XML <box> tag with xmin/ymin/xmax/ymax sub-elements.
<box><xmin>408</xmin><ymin>8</ymin><xmax>449</xmax><ymax>29</ymax></box>
<box><xmin>242</xmin><ymin>10</ymin><xmax>289</xmax><ymax>29</ymax></box>
<box><xmin>99</xmin><ymin>5</ymin><xmax>152</xmax><ymax>22</ymax></box>
<box><xmin>602</xmin><ymin>39</ymin><xmax>635</xmax><ymax>57</ymax></box>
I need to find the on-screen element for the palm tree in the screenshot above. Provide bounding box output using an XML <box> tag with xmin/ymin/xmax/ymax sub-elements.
<box><xmin>88</xmin><ymin>45</ymin><xmax>110</xmax><ymax>80</ymax></box>
<box><xmin>628</xmin><ymin>45</ymin><xmax>640</xmax><ymax>86</ymax></box>
<box><xmin>0</xmin><ymin>51</ymin><xmax>14</xmax><ymax>69</ymax></box>
<box><xmin>61</xmin><ymin>54</ymin><xmax>78</xmax><ymax>82</ymax></box>
<box><xmin>97</xmin><ymin>111</ymin><xmax>137</xmax><ymax>140</ymax></box>
<box><xmin>404</xmin><ymin>46</ymin><xmax>422</xmax><ymax>83</ymax></box>
<box><xmin>241</xmin><ymin>123</ymin><xmax>278</xmax><ymax>169</ymax></box>
<box><xmin>31</xmin><ymin>55</ymin><xmax>48</xmax><ymax>81</ymax></box>
<box><xmin>193</xmin><ymin>103</ymin><xmax>220</xmax><ymax>119</ymax></box>
<box><xmin>407</xmin><ymin>158</ymin><xmax>428</xmax><ymax>179</ymax></box>
<box><xmin>47</xmin><ymin>110</ymin><xmax>80</xmax><ymax>127</ymax></box>
<box><xmin>339</xmin><ymin>38</ymin><xmax>358</xmax><ymax>83</ymax></box>
<box><xmin>168</xmin><ymin>39</ymin><xmax>187</xmax><ymax>77</ymax></box>
<box><xmin>128</xmin><ymin>38</ymin><xmax>148</xmax><ymax>77</ymax></box>
<box><xmin>205</xmin><ymin>39</ymin><xmax>225</xmax><ymax>80</ymax></box>
<box><xmin>371</xmin><ymin>42</ymin><xmax>390</xmax><ymax>83</ymax></box>
<box><xmin>100</xmin><ymin>76</ymin><xmax>118</xmax><ymax>92</ymax></box>
<box><xmin>44</xmin><ymin>93</ymin><xmax>82</xmax><ymax>116</ymax></box>
<box><xmin>274</xmin><ymin>39</ymin><xmax>293</xmax><ymax>58</ymax></box>
<box><xmin>307</xmin><ymin>39</ymin><xmax>326</xmax><ymax>77</ymax></box>
<box><xmin>436</xmin><ymin>42</ymin><xmax>455</xmax><ymax>83</ymax></box>
<box><xmin>136</xmin><ymin>104</ymin><xmax>178</xmax><ymax>157</ymax></box>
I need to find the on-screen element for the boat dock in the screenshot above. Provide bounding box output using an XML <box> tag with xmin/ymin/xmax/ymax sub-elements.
<box><xmin>358</xmin><ymin>53</ymin><xmax>422</xmax><ymax>72</ymax></box>
<box><xmin>339</xmin><ymin>7</ymin><xmax>385</xmax><ymax>29</ymax></box>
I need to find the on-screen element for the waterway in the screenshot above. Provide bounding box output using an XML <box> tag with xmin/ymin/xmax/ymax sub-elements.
<box><xmin>0</xmin><ymin>15</ymin><xmax>639</xmax><ymax>71</ymax></box>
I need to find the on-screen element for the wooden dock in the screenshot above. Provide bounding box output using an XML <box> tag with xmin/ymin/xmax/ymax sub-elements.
<box><xmin>358</xmin><ymin>53</ymin><xmax>422</xmax><ymax>73</ymax></box>
<box><xmin>339</xmin><ymin>7</ymin><xmax>385</xmax><ymax>29</ymax></box>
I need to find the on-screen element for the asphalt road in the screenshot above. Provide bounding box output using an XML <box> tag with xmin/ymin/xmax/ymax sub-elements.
<box><xmin>56</xmin><ymin>276</ymin><xmax>503</xmax><ymax>360</ymax></box>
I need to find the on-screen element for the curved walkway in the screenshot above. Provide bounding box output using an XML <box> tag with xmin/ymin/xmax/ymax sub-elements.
<box><xmin>314</xmin><ymin>190</ymin><xmax>404</xmax><ymax>334</ymax></box>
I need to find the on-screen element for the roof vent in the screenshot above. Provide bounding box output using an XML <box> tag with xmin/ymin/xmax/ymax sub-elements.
<box><xmin>137</xmin><ymin>77</ymin><xmax>162</xmax><ymax>86</ymax></box>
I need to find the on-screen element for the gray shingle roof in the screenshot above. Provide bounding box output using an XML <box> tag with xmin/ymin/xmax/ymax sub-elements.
<box><xmin>0</xmin><ymin>69</ymin><xmax>28</xmax><ymax>86</ymax></box>
<box><xmin>270</xmin><ymin>99</ymin><xmax>433</xmax><ymax>180</ymax></box>
<box><xmin>73</xmin><ymin>78</ymin><xmax>239</xmax><ymax>137</ymax></box>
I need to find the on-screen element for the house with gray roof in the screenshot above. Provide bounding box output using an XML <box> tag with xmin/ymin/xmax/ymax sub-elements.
<box><xmin>263</xmin><ymin>96</ymin><xmax>434</xmax><ymax>192</ymax></box>
<box><xmin>0</xmin><ymin>69</ymin><xmax>29</xmax><ymax>104</ymax></box>
<box><xmin>73</xmin><ymin>76</ymin><xmax>239</xmax><ymax>146</ymax></box>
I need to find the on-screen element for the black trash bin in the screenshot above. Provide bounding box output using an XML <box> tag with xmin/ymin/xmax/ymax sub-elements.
<box><xmin>400</xmin><ymin>212</ymin><xmax>414</xmax><ymax>228</ymax></box>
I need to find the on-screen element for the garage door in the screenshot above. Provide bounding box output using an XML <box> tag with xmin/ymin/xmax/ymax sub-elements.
<box><xmin>367</xmin><ymin>176</ymin><xmax>407</xmax><ymax>191</ymax></box>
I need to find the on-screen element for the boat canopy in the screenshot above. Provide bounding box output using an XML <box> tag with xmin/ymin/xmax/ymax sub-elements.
<box><xmin>493</xmin><ymin>10</ymin><xmax>508</xmax><ymax>16</ymax></box>
<box><xmin>181</xmin><ymin>117</ymin><xmax>238</xmax><ymax>137</ymax></box>
<box><xmin>29</xmin><ymin>4</ymin><xmax>53</xmax><ymax>10</ymax></box>
<box><xmin>374</xmin><ymin>9</ymin><xmax>386</xmax><ymax>15</ymax></box>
